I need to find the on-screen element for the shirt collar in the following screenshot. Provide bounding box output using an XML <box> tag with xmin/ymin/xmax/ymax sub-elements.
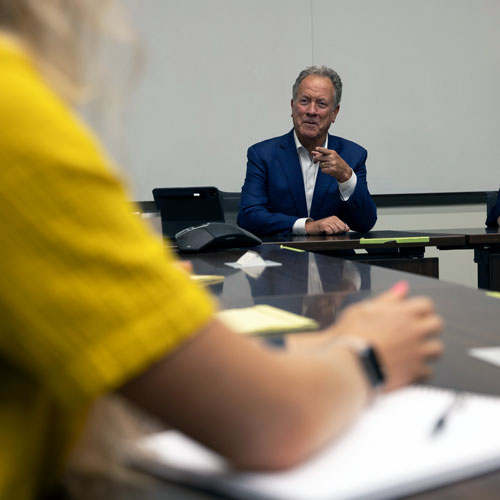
<box><xmin>293</xmin><ymin>130</ymin><xmax>328</xmax><ymax>154</ymax></box>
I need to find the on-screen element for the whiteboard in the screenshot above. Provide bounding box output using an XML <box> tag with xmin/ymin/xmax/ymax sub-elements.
<box><xmin>96</xmin><ymin>0</ymin><xmax>500</xmax><ymax>199</ymax></box>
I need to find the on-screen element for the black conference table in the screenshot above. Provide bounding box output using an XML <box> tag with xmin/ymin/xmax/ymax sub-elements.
<box><xmin>190</xmin><ymin>245</ymin><xmax>500</xmax><ymax>396</ymax></box>
<box><xmin>259</xmin><ymin>229</ymin><xmax>466</xmax><ymax>279</ymax></box>
<box><xmin>259</xmin><ymin>229</ymin><xmax>465</xmax><ymax>252</ymax></box>
<box><xmin>66</xmin><ymin>245</ymin><xmax>500</xmax><ymax>500</ymax></box>
<box><xmin>405</xmin><ymin>227</ymin><xmax>500</xmax><ymax>291</ymax></box>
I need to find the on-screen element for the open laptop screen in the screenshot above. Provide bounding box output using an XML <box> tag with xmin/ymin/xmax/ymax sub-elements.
<box><xmin>152</xmin><ymin>186</ymin><xmax>225</xmax><ymax>239</ymax></box>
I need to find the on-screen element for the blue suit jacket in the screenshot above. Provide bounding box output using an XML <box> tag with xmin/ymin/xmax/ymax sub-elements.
<box><xmin>486</xmin><ymin>189</ymin><xmax>500</xmax><ymax>227</ymax></box>
<box><xmin>237</xmin><ymin>130</ymin><xmax>377</xmax><ymax>236</ymax></box>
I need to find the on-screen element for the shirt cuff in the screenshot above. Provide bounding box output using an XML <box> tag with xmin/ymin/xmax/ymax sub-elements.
<box><xmin>292</xmin><ymin>218</ymin><xmax>311</xmax><ymax>235</ymax></box>
<box><xmin>338</xmin><ymin>170</ymin><xmax>357</xmax><ymax>201</ymax></box>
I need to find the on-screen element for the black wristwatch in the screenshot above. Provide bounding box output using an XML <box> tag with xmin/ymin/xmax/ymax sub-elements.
<box><xmin>357</xmin><ymin>345</ymin><xmax>386</xmax><ymax>389</ymax></box>
<box><xmin>336</xmin><ymin>336</ymin><xmax>386</xmax><ymax>389</ymax></box>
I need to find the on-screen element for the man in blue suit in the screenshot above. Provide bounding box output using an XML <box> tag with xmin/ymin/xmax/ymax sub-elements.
<box><xmin>237</xmin><ymin>66</ymin><xmax>377</xmax><ymax>236</ymax></box>
<box><xmin>486</xmin><ymin>189</ymin><xmax>500</xmax><ymax>227</ymax></box>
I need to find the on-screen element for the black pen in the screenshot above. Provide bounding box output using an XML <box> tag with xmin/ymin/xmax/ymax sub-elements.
<box><xmin>431</xmin><ymin>392</ymin><xmax>463</xmax><ymax>436</ymax></box>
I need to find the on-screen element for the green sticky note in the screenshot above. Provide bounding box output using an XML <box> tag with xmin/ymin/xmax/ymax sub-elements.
<box><xmin>359</xmin><ymin>237</ymin><xmax>397</xmax><ymax>244</ymax></box>
<box><xmin>486</xmin><ymin>291</ymin><xmax>500</xmax><ymax>300</ymax></box>
<box><xmin>280</xmin><ymin>245</ymin><xmax>306</xmax><ymax>253</ymax></box>
<box><xmin>395</xmin><ymin>236</ymin><xmax>430</xmax><ymax>243</ymax></box>
<box><xmin>359</xmin><ymin>236</ymin><xmax>430</xmax><ymax>244</ymax></box>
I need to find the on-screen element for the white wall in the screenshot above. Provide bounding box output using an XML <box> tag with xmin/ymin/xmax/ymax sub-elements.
<box><xmin>99</xmin><ymin>1</ymin><xmax>494</xmax><ymax>290</ymax></box>
<box><xmin>98</xmin><ymin>0</ymin><xmax>500</xmax><ymax>200</ymax></box>
<box><xmin>118</xmin><ymin>0</ymin><xmax>311</xmax><ymax>200</ymax></box>
<box><xmin>313</xmin><ymin>0</ymin><xmax>500</xmax><ymax>195</ymax></box>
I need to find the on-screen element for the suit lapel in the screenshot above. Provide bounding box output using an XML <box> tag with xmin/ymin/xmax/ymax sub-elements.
<box><xmin>311</xmin><ymin>134</ymin><xmax>339</xmax><ymax>217</ymax></box>
<box><xmin>278</xmin><ymin>131</ymin><xmax>308</xmax><ymax>216</ymax></box>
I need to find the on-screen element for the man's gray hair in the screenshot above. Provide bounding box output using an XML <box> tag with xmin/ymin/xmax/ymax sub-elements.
<box><xmin>292</xmin><ymin>66</ymin><xmax>342</xmax><ymax>107</ymax></box>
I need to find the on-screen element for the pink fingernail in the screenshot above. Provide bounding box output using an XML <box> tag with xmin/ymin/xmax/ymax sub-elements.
<box><xmin>391</xmin><ymin>280</ymin><xmax>409</xmax><ymax>294</ymax></box>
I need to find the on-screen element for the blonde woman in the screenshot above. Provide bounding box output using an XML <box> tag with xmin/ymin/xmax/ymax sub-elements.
<box><xmin>0</xmin><ymin>2</ymin><xmax>443</xmax><ymax>499</ymax></box>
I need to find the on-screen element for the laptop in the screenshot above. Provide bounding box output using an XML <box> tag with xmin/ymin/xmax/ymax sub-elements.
<box><xmin>152</xmin><ymin>186</ymin><xmax>225</xmax><ymax>239</ymax></box>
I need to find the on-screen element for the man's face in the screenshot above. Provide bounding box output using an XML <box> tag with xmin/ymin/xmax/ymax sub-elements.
<box><xmin>291</xmin><ymin>75</ymin><xmax>340</xmax><ymax>146</ymax></box>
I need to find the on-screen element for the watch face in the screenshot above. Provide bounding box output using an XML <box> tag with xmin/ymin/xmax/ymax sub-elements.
<box><xmin>361</xmin><ymin>346</ymin><xmax>385</xmax><ymax>388</ymax></box>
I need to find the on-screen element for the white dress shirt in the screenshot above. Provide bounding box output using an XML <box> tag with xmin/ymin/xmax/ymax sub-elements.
<box><xmin>292</xmin><ymin>131</ymin><xmax>357</xmax><ymax>235</ymax></box>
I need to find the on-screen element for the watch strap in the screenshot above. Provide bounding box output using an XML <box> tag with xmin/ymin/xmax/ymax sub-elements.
<box><xmin>335</xmin><ymin>336</ymin><xmax>386</xmax><ymax>389</ymax></box>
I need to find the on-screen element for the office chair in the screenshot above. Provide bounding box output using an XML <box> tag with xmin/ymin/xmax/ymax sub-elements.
<box><xmin>218</xmin><ymin>190</ymin><xmax>241</xmax><ymax>226</ymax></box>
<box><xmin>486</xmin><ymin>190</ymin><xmax>499</xmax><ymax>215</ymax></box>
<box><xmin>152</xmin><ymin>186</ymin><xmax>225</xmax><ymax>239</ymax></box>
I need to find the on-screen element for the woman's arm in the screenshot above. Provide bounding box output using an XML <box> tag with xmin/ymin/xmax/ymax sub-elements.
<box><xmin>120</xmin><ymin>283</ymin><xmax>443</xmax><ymax>470</ymax></box>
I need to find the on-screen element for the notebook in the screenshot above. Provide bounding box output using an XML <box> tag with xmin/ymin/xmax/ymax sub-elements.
<box><xmin>152</xmin><ymin>186</ymin><xmax>225</xmax><ymax>239</ymax></box>
<box><xmin>216</xmin><ymin>305</ymin><xmax>319</xmax><ymax>335</ymax></box>
<box><xmin>122</xmin><ymin>386</ymin><xmax>500</xmax><ymax>500</ymax></box>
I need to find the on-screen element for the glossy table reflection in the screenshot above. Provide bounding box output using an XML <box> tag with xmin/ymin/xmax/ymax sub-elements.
<box><xmin>188</xmin><ymin>247</ymin><xmax>500</xmax><ymax>394</ymax></box>
<box><xmin>188</xmin><ymin>245</ymin><xmax>371</xmax><ymax>303</ymax></box>
<box><xmin>70</xmin><ymin>246</ymin><xmax>500</xmax><ymax>500</ymax></box>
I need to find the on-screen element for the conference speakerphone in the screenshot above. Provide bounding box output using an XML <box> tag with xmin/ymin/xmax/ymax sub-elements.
<box><xmin>175</xmin><ymin>222</ymin><xmax>261</xmax><ymax>253</ymax></box>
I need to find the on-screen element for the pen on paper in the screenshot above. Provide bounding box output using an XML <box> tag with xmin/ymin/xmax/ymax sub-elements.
<box><xmin>431</xmin><ymin>392</ymin><xmax>463</xmax><ymax>437</ymax></box>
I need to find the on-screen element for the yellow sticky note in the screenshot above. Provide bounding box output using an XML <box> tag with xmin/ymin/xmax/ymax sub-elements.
<box><xmin>191</xmin><ymin>275</ymin><xmax>225</xmax><ymax>286</ymax></box>
<box><xmin>216</xmin><ymin>305</ymin><xmax>318</xmax><ymax>335</ymax></box>
<box><xmin>486</xmin><ymin>291</ymin><xmax>500</xmax><ymax>300</ymax></box>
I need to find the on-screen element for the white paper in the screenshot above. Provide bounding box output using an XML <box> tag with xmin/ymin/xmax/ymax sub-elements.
<box><xmin>225</xmin><ymin>250</ymin><xmax>282</xmax><ymax>271</ymax></box>
<box><xmin>236</xmin><ymin>250</ymin><xmax>265</xmax><ymax>267</ymax></box>
<box><xmin>469</xmin><ymin>347</ymin><xmax>500</xmax><ymax>368</ymax></box>
<box><xmin>123</xmin><ymin>386</ymin><xmax>500</xmax><ymax>500</ymax></box>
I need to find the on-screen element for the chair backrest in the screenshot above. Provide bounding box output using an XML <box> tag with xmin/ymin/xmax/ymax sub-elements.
<box><xmin>152</xmin><ymin>186</ymin><xmax>225</xmax><ymax>239</ymax></box>
<box><xmin>486</xmin><ymin>190</ymin><xmax>499</xmax><ymax>214</ymax></box>
<box><xmin>218</xmin><ymin>190</ymin><xmax>241</xmax><ymax>226</ymax></box>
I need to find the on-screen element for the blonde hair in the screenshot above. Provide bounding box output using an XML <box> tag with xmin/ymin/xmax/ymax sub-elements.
<box><xmin>0</xmin><ymin>0</ymin><xmax>137</xmax><ymax>104</ymax></box>
<box><xmin>0</xmin><ymin>1</ymin><xmax>146</xmax><ymax>483</ymax></box>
